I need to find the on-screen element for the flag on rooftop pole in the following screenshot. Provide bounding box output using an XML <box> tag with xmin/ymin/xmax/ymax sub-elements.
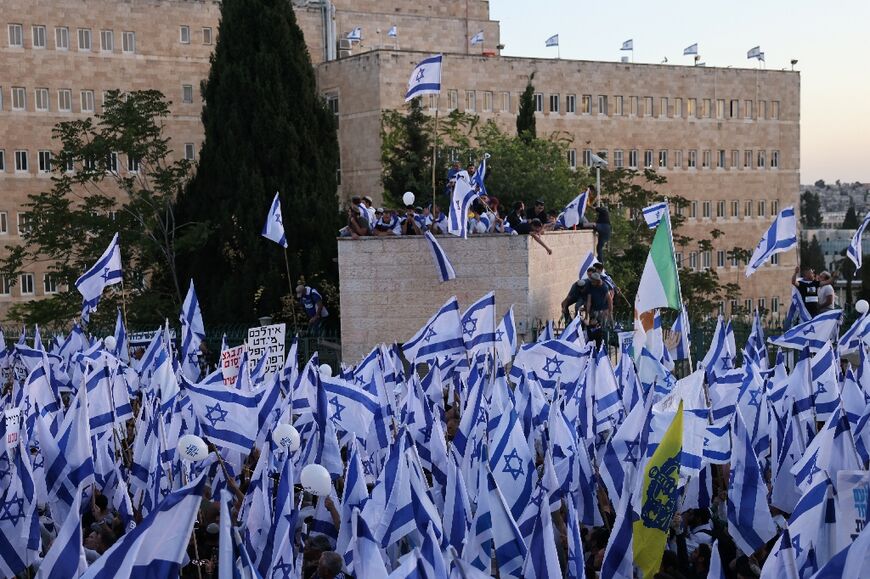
<box><xmin>746</xmin><ymin>206</ymin><xmax>797</xmax><ymax>276</ymax></box>
<box><xmin>621</xmin><ymin>39</ymin><xmax>633</xmax><ymax>50</ymax></box>
<box><xmin>683</xmin><ymin>43</ymin><xmax>698</xmax><ymax>56</ymax></box>
<box><xmin>405</xmin><ymin>54</ymin><xmax>442</xmax><ymax>102</ymax></box>
<box><xmin>642</xmin><ymin>201</ymin><xmax>668</xmax><ymax>229</ymax></box>
<box><xmin>387</xmin><ymin>25</ymin><xmax>397</xmax><ymax>38</ymax></box>
<box><xmin>635</xmin><ymin>212</ymin><xmax>682</xmax><ymax>314</ymax></box>
<box><xmin>75</xmin><ymin>232</ymin><xmax>122</xmax><ymax>317</ymax></box>
<box><xmin>747</xmin><ymin>45</ymin><xmax>762</xmax><ymax>59</ymax></box>
<box><xmin>261</xmin><ymin>191</ymin><xmax>287</xmax><ymax>248</ymax></box>
<box><xmin>470</xmin><ymin>31</ymin><xmax>484</xmax><ymax>45</ymax></box>
<box><xmin>847</xmin><ymin>211</ymin><xmax>870</xmax><ymax>269</ymax></box>
<box><xmin>545</xmin><ymin>34</ymin><xmax>559</xmax><ymax>47</ymax></box>
<box><xmin>347</xmin><ymin>27</ymin><xmax>361</xmax><ymax>41</ymax></box>
<box><xmin>633</xmin><ymin>400</ymin><xmax>683</xmax><ymax>579</ymax></box>
<box><xmin>423</xmin><ymin>231</ymin><xmax>456</xmax><ymax>282</ymax></box>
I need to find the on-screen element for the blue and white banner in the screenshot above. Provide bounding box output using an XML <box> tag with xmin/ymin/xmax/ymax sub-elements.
<box><xmin>847</xmin><ymin>211</ymin><xmax>870</xmax><ymax>270</ymax></box>
<box><xmin>261</xmin><ymin>191</ymin><xmax>287</xmax><ymax>248</ymax></box>
<box><xmin>545</xmin><ymin>34</ymin><xmax>559</xmax><ymax>47</ymax></box>
<box><xmin>75</xmin><ymin>232</ymin><xmax>122</xmax><ymax>305</ymax></box>
<box><xmin>405</xmin><ymin>54</ymin><xmax>442</xmax><ymax>102</ymax></box>
<box><xmin>423</xmin><ymin>231</ymin><xmax>456</xmax><ymax>282</ymax></box>
<box><xmin>746</xmin><ymin>206</ymin><xmax>797</xmax><ymax>277</ymax></box>
<box><xmin>642</xmin><ymin>201</ymin><xmax>668</xmax><ymax>229</ymax></box>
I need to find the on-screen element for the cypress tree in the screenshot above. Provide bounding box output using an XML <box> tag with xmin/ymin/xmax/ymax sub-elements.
<box><xmin>177</xmin><ymin>0</ymin><xmax>339</xmax><ymax>323</ymax></box>
<box><xmin>516</xmin><ymin>73</ymin><xmax>537</xmax><ymax>143</ymax></box>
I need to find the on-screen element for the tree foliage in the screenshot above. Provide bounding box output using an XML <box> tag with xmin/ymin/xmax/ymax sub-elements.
<box><xmin>516</xmin><ymin>73</ymin><xmax>537</xmax><ymax>143</ymax></box>
<box><xmin>843</xmin><ymin>205</ymin><xmax>859</xmax><ymax>229</ymax></box>
<box><xmin>800</xmin><ymin>190</ymin><xmax>823</xmax><ymax>227</ymax></box>
<box><xmin>800</xmin><ymin>235</ymin><xmax>826</xmax><ymax>273</ymax></box>
<box><xmin>176</xmin><ymin>0</ymin><xmax>340</xmax><ymax>324</ymax></box>
<box><xmin>0</xmin><ymin>89</ymin><xmax>202</xmax><ymax>328</ymax></box>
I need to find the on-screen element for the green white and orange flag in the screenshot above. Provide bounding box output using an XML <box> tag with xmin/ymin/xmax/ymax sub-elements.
<box><xmin>635</xmin><ymin>212</ymin><xmax>682</xmax><ymax>315</ymax></box>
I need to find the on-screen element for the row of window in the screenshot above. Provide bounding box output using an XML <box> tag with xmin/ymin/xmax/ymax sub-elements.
<box><xmin>6</xmin><ymin>23</ymin><xmax>212</xmax><ymax>51</ymax></box>
<box><xmin>565</xmin><ymin>148</ymin><xmax>781</xmax><ymax>170</ymax></box>
<box><xmin>0</xmin><ymin>273</ymin><xmax>58</xmax><ymax>297</ymax></box>
<box><xmin>677</xmin><ymin>199</ymin><xmax>781</xmax><ymax>220</ymax></box>
<box><xmin>676</xmin><ymin>250</ymin><xmax>780</xmax><ymax>271</ymax></box>
<box><xmin>0</xmin><ymin>146</ymin><xmax>197</xmax><ymax>175</ymax></box>
<box><xmin>0</xmin><ymin>85</ymin><xmax>196</xmax><ymax>113</ymax></box>
<box><xmin>723</xmin><ymin>297</ymin><xmax>781</xmax><ymax>316</ymax></box>
<box><xmin>433</xmin><ymin>91</ymin><xmax>782</xmax><ymax>121</ymax></box>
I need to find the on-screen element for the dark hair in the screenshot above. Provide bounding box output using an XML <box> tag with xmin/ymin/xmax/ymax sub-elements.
<box><xmin>95</xmin><ymin>495</ymin><xmax>109</xmax><ymax>510</ymax></box>
<box><xmin>588</xmin><ymin>185</ymin><xmax>596</xmax><ymax>193</ymax></box>
<box><xmin>513</xmin><ymin>201</ymin><xmax>524</xmax><ymax>211</ymax></box>
<box><xmin>350</xmin><ymin>196</ymin><xmax>361</xmax><ymax>204</ymax></box>
<box><xmin>318</xmin><ymin>552</ymin><xmax>343</xmax><ymax>576</ymax></box>
<box><xmin>530</xmin><ymin>218</ymin><xmax>543</xmax><ymax>228</ymax></box>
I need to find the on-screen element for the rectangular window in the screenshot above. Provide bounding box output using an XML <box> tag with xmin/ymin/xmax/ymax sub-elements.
<box><xmin>730</xmin><ymin>252</ymin><xmax>739</xmax><ymax>267</ymax></box>
<box><xmin>182</xmin><ymin>84</ymin><xmax>194</xmax><ymax>104</ymax></box>
<box><xmin>716</xmin><ymin>200</ymin><xmax>725</xmax><ymax>218</ymax></box>
<box><xmin>533</xmin><ymin>93</ymin><xmax>543</xmax><ymax>113</ymax></box>
<box><xmin>581</xmin><ymin>94</ymin><xmax>591</xmax><ymax>114</ymax></box>
<box><xmin>714</xmin><ymin>149</ymin><xmax>724</xmax><ymax>168</ymax></box>
<box><xmin>702</xmin><ymin>98</ymin><xmax>711</xmax><ymax>118</ymax></box>
<box><xmin>744</xmin><ymin>100</ymin><xmax>753</xmax><ymax>119</ymax></box>
<box><xmin>106</xmin><ymin>152</ymin><xmax>118</xmax><ymax>172</ymax></box>
<box><xmin>771</xmin><ymin>200</ymin><xmax>779</xmax><ymax>215</ymax></box>
<box><xmin>0</xmin><ymin>212</ymin><xmax>7</xmax><ymax>234</ymax></box>
<box><xmin>702</xmin><ymin>251</ymin><xmax>711</xmax><ymax>269</ymax></box>
<box><xmin>81</xmin><ymin>90</ymin><xmax>95</xmax><ymax>112</ymax></box>
<box><xmin>731</xmin><ymin>150</ymin><xmax>740</xmax><ymax>168</ymax></box>
<box><xmin>58</xmin><ymin>89</ymin><xmax>71</xmax><ymax>111</ymax></box>
<box><xmin>567</xmin><ymin>149</ymin><xmax>576</xmax><ymax>169</ymax></box>
<box><xmin>674</xmin><ymin>97</ymin><xmax>683</xmax><ymax>118</ymax></box>
<box><xmin>548</xmin><ymin>94</ymin><xmax>559</xmax><ymax>113</ymax></box>
<box><xmin>629</xmin><ymin>96</ymin><xmax>638</xmax><ymax>116</ymax></box>
<box><xmin>758</xmin><ymin>200</ymin><xmax>766</xmax><ymax>217</ymax></box>
<box><xmin>8</xmin><ymin>24</ymin><xmax>23</xmax><ymax>47</ymax></box>
<box><xmin>759</xmin><ymin>100</ymin><xmax>767</xmax><ymax>119</ymax></box>
<box><xmin>731</xmin><ymin>200</ymin><xmax>739</xmax><ymax>217</ymax></box>
<box><xmin>184</xmin><ymin>143</ymin><xmax>195</xmax><ymax>160</ymax></box>
<box><xmin>100</xmin><ymin>29</ymin><xmax>114</xmax><ymax>51</ymax></box>
<box><xmin>127</xmin><ymin>156</ymin><xmax>140</xmax><ymax>173</ymax></box>
<box><xmin>20</xmin><ymin>273</ymin><xmax>34</xmax><ymax>295</ymax></box>
<box><xmin>675</xmin><ymin>252</ymin><xmax>683</xmax><ymax>267</ymax></box>
<box><xmin>35</xmin><ymin>88</ymin><xmax>49</xmax><ymax>111</ymax></box>
<box><xmin>0</xmin><ymin>276</ymin><xmax>10</xmax><ymax>295</ymax></box>
<box><xmin>771</xmin><ymin>150</ymin><xmax>780</xmax><ymax>169</ymax></box>
<box><xmin>122</xmin><ymin>31</ymin><xmax>135</xmax><ymax>53</ymax></box>
<box><xmin>77</xmin><ymin>28</ymin><xmax>91</xmax><ymax>50</ymax></box>
<box><xmin>17</xmin><ymin>213</ymin><xmax>30</xmax><ymax>235</ymax></box>
<box><xmin>12</xmin><ymin>87</ymin><xmax>26</xmax><ymax>111</ymax></box>
<box><xmin>466</xmin><ymin>90</ymin><xmax>476</xmax><ymax>112</ymax></box>
<box><xmin>702</xmin><ymin>201</ymin><xmax>711</xmax><ymax>218</ymax></box>
<box><xmin>757</xmin><ymin>150</ymin><xmax>766</xmax><ymax>168</ymax></box>
<box><xmin>614</xmin><ymin>95</ymin><xmax>624</xmax><ymax>116</ymax></box>
<box><xmin>447</xmin><ymin>90</ymin><xmax>458</xmax><ymax>110</ymax></box>
<box><xmin>38</xmin><ymin>150</ymin><xmax>51</xmax><ymax>173</ymax></box>
<box><xmin>744</xmin><ymin>150</ymin><xmax>753</xmax><ymax>169</ymax></box>
<box><xmin>644</xmin><ymin>149</ymin><xmax>653</xmax><ymax>168</ymax></box>
<box><xmin>14</xmin><ymin>150</ymin><xmax>28</xmax><ymax>172</ymax></box>
<box><xmin>688</xmin><ymin>150</ymin><xmax>697</xmax><ymax>168</ymax></box>
<box><xmin>673</xmin><ymin>150</ymin><xmax>682</xmax><ymax>169</ymax></box>
<box><xmin>32</xmin><ymin>25</ymin><xmax>46</xmax><ymax>48</ymax></box>
<box><xmin>483</xmin><ymin>91</ymin><xmax>492</xmax><ymax>112</ymax></box>
<box><xmin>628</xmin><ymin>149</ymin><xmax>638</xmax><ymax>169</ymax></box>
<box><xmin>582</xmin><ymin>149</ymin><xmax>592</xmax><ymax>167</ymax></box>
<box><xmin>566</xmin><ymin>94</ymin><xmax>576</xmax><ymax>113</ymax></box>
<box><xmin>658</xmin><ymin>150</ymin><xmax>668</xmax><ymax>168</ymax></box>
<box><xmin>0</xmin><ymin>150</ymin><xmax>4</xmax><ymax>171</ymax></box>
<box><xmin>687</xmin><ymin>98</ymin><xmax>697</xmax><ymax>117</ymax></box>
<box><xmin>744</xmin><ymin>299</ymin><xmax>753</xmax><ymax>312</ymax></box>
<box><xmin>43</xmin><ymin>274</ymin><xmax>57</xmax><ymax>294</ymax></box>
<box><xmin>717</xmin><ymin>99</ymin><xmax>725</xmax><ymax>119</ymax></box>
<box><xmin>613</xmin><ymin>149</ymin><xmax>624</xmax><ymax>168</ymax></box>
<box><xmin>660</xmin><ymin>97</ymin><xmax>669</xmax><ymax>117</ymax></box>
<box><xmin>180</xmin><ymin>25</ymin><xmax>191</xmax><ymax>44</ymax></box>
<box><xmin>62</xmin><ymin>155</ymin><xmax>73</xmax><ymax>172</ymax></box>
<box><xmin>771</xmin><ymin>253</ymin><xmax>779</xmax><ymax>265</ymax></box>
<box><xmin>644</xmin><ymin>96</ymin><xmax>654</xmax><ymax>117</ymax></box>
<box><xmin>771</xmin><ymin>296</ymin><xmax>780</xmax><ymax>314</ymax></box>
<box><xmin>597</xmin><ymin>95</ymin><xmax>608</xmax><ymax>115</ymax></box>
<box><xmin>202</xmin><ymin>27</ymin><xmax>213</xmax><ymax>45</ymax></box>
<box><xmin>745</xmin><ymin>200</ymin><xmax>753</xmax><ymax>217</ymax></box>
<box><xmin>717</xmin><ymin>250</ymin><xmax>725</xmax><ymax>268</ymax></box>
<box><xmin>501</xmin><ymin>92</ymin><xmax>510</xmax><ymax>112</ymax></box>
<box><xmin>689</xmin><ymin>252</ymin><xmax>698</xmax><ymax>271</ymax></box>
<box><xmin>690</xmin><ymin>201</ymin><xmax>698</xmax><ymax>218</ymax></box>
<box><xmin>702</xmin><ymin>150</ymin><xmax>711</xmax><ymax>168</ymax></box>
<box><xmin>771</xmin><ymin>100</ymin><xmax>780</xmax><ymax>119</ymax></box>
<box><xmin>55</xmin><ymin>26</ymin><xmax>69</xmax><ymax>50</ymax></box>
<box><xmin>729</xmin><ymin>99</ymin><xmax>739</xmax><ymax>118</ymax></box>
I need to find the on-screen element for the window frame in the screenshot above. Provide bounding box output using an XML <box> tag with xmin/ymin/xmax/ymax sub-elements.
<box><xmin>32</xmin><ymin>25</ymin><xmax>47</xmax><ymax>49</ymax></box>
<box><xmin>180</xmin><ymin>25</ymin><xmax>191</xmax><ymax>44</ymax></box>
<box><xmin>122</xmin><ymin>31</ymin><xmax>136</xmax><ymax>53</ymax></box>
<box><xmin>77</xmin><ymin>28</ymin><xmax>92</xmax><ymax>51</ymax></box>
<box><xmin>19</xmin><ymin>273</ymin><xmax>35</xmax><ymax>296</ymax></box>
<box><xmin>55</xmin><ymin>26</ymin><xmax>69</xmax><ymax>50</ymax></box>
<box><xmin>8</xmin><ymin>24</ymin><xmax>23</xmax><ymax>48</ymax></box>
<box><xmin>100</xmin><ymin>29</ymin><xmax>114</xmax><ymax>52</ymax></box>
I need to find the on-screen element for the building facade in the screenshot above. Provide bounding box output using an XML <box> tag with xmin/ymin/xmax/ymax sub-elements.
<box><xmin>1</xmin><ymin>0</ymin><xmax>799</xmax><ymax>320</ymax></box>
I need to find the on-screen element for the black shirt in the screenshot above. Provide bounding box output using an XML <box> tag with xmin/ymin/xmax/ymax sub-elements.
<box><xmin>595</xmin><ymin>206</ymin><xmax>611</xmax><ymax>225</ymax></box>
<box><xmin>587</xmin><ymin>283</ymin><xmax>610</xmax><ymax>311</ymax></box>
<box><xmin>507</xmin><ymin>210</ymin><xmax>525</xmax><ymax>230</ymax></box>
<box><xmin>796</xmin><ymin>278</ymin><xmax>820</xmax><ymax>316</ymax></box>
<box><xmin>526</xmin><ymin>207</ymin><xmax>546</xmax><ymax>221</ymax></box>
<box><xmin>565</xmin><ymin>280</ymin><xmax>590</xmax><ymax>308</ymax></box>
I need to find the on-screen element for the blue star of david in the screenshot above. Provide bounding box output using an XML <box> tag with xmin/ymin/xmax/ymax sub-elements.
<box><xmin>471</xmin><ymin>440</ymin><xmax>484</xmax><ymax>463</ymax></box>
<box><xmin>530</xmin><ymin>481</ymin><xmax>550</xmax><ymax>508</ymax></box>
<box><xmin>272</xmin><ymin>556</ymin><xmax>294</xmax><ymax>579</ymax></box>
<box><xmin>187</xmin><ymin>351</ymin><xmax>199</xmax><ymax>363</ymax></box>
<box><xmin>703</xmin><ymin>437</ymin><xmax>710</xmax><ymax>447</ymax></box>
<box><xmin>721</xmin><ymin>353</ymin><xmax>732</xmax><ymax>367</ymax></box>
<box><xmin>423</xmin><ymin>327</ymin><xmax>437</xmax><ymax>343</ymax></box>
<box><xmin>623</xmin><ymin>439</ymin><xmax>639</xmax><ymax>465</ymax></box>
<box><xmin>329</xmin><ymin>395</ymin><xmax>346</xmax><ymax>423</ymax></box>
<box><xmin>495</xmin><ymin>329</ymin><xmax>505</xmax><ymax>342</ymax></box>
<box><xmin>354</xmin><ymin>374</ymin><xmax>366</xmax><ymax>386</ymax></box>
<box><xmin>415</xmin><ymin>67</ymin><xmax>425</xmax><ymax>82</ymax></box>
<box><xmin>802</xmin><ymin>325</ymin><xmax>815</xmax><ymax>336</ymax></box>
<box><xmin>476</xmin><ymin>408</ymin><xmax>488</xmax><ymax>427</ymax></box>
<box><xmin>420</xmin><ymin>422</ymin><xmax>433</xmax><ymax>443</ymax></box>
<box><xmin>0</xmin><ymin>455</ymin><xmax>11</xmax><ymax>479</ymax></box>
<box><xmin>792</xmin><ymin>535</ymin><xmax>803</xmax><ymax>558</ymax></box>
<box><xmin>542</xmin><ymin>355</ymin><xmax>564</xmax><ymax>379</ymax></box>
<box><xmin>274</xmin><ymin>211</ymin><xmax>282</xmax><ymax>224</ymax></box>
<box><xmin>100</xmin><ymin>266</ymin><xmax>112</xmax><ymax>282</ymax></box>
<box><xmin>204</xmin><ymin>402</ymin><xmax>229</xmax><ymax>427</ymax></box>
<box><xmin>502</xmin><ymin>448</ymin><xmax>525</xmax><ymax>481</ymax></box>
<box><xmin>31</xmin><ymin>453</ymin><xmax>44</xmax><ymax>470</ymax></box>
<box><xmin>815</xmin><ymin>382</ymin><xmax>827</xmax><ymax>396</ymax></box>
<box><xmin>184</xmin><ymin>443</ymin><xmax>199</xmax><ymax>458</ymax></box>
<box><xmin>748</xmin><ymin>390</ymin><xmax>761</xmax><ymax>408</ymax></box>
<box><xmin>462</xmin><ymin>317</ymin><xmax>478</xmax><ymax>338</ymax></box>
<box><xmin>0</xmin><ymin>493</ymin><xmax>25</xmax><ymax>526</ymax></box>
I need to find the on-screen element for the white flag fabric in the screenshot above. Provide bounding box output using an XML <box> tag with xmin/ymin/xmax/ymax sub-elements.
<box><xmin>747</xmin><ymin>46</ymin><xmax>761</xmax><ymax>59</ymax></box>
<box><xmin>261</xmin><ymin>191</ymin><xmax>287</xmax><ymax>248</ymax></box>
<box><xmin>470</xmin><ymin>31</ymin><xmax>484</xmax><ymax>45</ymax></box>
<box><xmin>621</xmin><ymin>39</ymin><xmax>633</xmax><ymax>50</ymax></box>
<box><xmin>545</xmin><ymin>34</ymin><xmax>559</xmax><ymax>47</ymax></box>
<box><xmin>401</xmin><ymin>296</ymin><xmax>466</xmax><ymax>364</ymax></box>
<box><xmin>75</xmin><ymin>232</ymin><xmax>122</xmax><ymax>303</ymax></box>
<box><xmin>683</xmin><ymin>43</ymin><xmax>698</xmax><ymax>55</ymax></box>
<box><xmin>447</xmin><ymin>173</ymin><xmax>477</xmax><ymax>238</ymax></box>
<box><xmin>642</xmin><ymin>202</ymin><xmax>668</xmax><ymax>229</ymax></box>
<box><xmin>347</xmin><ymin>27</ymin><xmax>362</xmax><ymax>41</ymax></box>
<box><xmin>387</xmin><ymin>25</ymin><xmax>397</xmax><ymax>38</ymax></box>
<box><xmin>405</xmin><ymin>54</ymin><xmax>442</xmax><ymax>102</ymax></box>
<box><xmin>558</xmin><ymin>190</ymin><xmax>589</xmax><ymax>228</ymax></box>
<box><xmin>847</xmin><ymin>211</ymin><xmax>870</xmax><ymax>269</ymax></box>
<box><xmin>745</xmin><ymin>206</ymin><xmax>797</xmax><ymax>277</ymax></box>
<box><xmin>423</xmin><ymin>231</ymin><xmax>456</xmax><ymax>282</ymax></box>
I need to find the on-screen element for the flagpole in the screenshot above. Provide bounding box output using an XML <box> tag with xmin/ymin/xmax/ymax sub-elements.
<box><xmin>432</xmin><ymin>95</ymin><xmax>440</xmax><ymax>214</ymax></box>
<box><xmin>119</xmin><ymin>280</ymin><xmax>132</xmax><ymax>361</ymax></box>
<box><xmin>282</xmin><ymin>248</ymin><xmax>299</xmax><ymax>335</ymax></box>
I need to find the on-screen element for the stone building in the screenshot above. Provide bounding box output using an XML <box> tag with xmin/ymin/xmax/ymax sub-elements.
<box><xmin>1</xmin><ymin>0</ymin><xmax>799</xmax><ymax>320</ymax></box>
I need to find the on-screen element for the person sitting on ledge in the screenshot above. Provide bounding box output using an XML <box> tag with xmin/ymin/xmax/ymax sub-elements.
<box><xmin>374</xmin><ymin>208</ymin><xmax>401</xmax><ymax>236</ymax></box>
<box><xmin>339</xmin><ymin>203</ymin><xmax>370</xmax><ymax>238</ymax></box>
<box><xmin>514</xmin><ymin>218</ymin><xmax>552</xmax><ymax>255</ymax></box>
<box><xmin>426</xmin><ymin>204</ymin><xmax>447</xmax><ymax>234</ymax></box>
<box><xmin>400</xmin><ymin>206</ymin><xmax>422</xmax><ymax>235</ymax></box>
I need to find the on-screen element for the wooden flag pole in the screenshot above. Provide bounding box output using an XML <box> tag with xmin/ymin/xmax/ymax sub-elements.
<box><xmin>432</xmin><ymin>95</ymin><xmax>440</xmax><ymax>213</ymax></box>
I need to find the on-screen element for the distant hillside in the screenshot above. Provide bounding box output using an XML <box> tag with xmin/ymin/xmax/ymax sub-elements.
<box><xmin>801</xmin><ymin>180</ymin><xmax>870</xmax><ymax>213</ymax></box>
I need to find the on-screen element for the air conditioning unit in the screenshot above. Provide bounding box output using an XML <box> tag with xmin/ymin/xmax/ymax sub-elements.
<box><xmin>338</xmin><ymin>38</ymin><xmax>351</xmax><ymax>50</ymax></box>
<box><xmin>339</xmin><ymin>49</ymin><xmax>351</xmax><ymax>59</ymax></box>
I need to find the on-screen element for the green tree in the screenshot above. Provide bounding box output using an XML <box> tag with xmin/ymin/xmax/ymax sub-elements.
<box><xmin>381</xmin><ymin>98</ymin><xmax>435</xmax><ymax>206</ymax></box>
<box><xmin>814</xmin><ymin>179</ymin><xmax>826</xmax><ymax>188</ymax></box>
<box><xmin>516</xmin><ymin>73</ymin><xmax>537</xmax><ymax>143</ymax></box>
<box><xmin>800</xmin><ymin>190</ymin><xmax>822</xmax><ymax>227</ymax></box>
<box><xmin>800</xmin><ymin>235</ymin><xmax>826</xmax><ymax>273</ymax></box>
<box><xmin>0</xmin><ymin>89</ymin><xmax>202</xmax><ymax>328</ymax></box>
<box><xmin>837</xmin><ymin>251</ymin><xmax>856</xmax><ymax>307</ymax></box>
<box><xmin>843</xmin><ymin>204</ymin><xmax>859</xmax><ymax>229</ymax></box>
<box><xmin>176</xmin><ymin>0</ymin><xmax>339</xmax><ymax>324</ymax></box>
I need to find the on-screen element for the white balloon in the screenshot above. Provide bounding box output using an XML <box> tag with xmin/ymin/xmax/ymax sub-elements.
<box><xmin>857</xmin><ymin>300</ymin><xmax>870</xmax><ymax>314</ymax></box>
<box><xmin>178</xmin><ymin>434</ymin><xmax>209</xmax><ymax>462</ymax></box>
<box><xmin>319</xmin><ymin>363</ymin><xmax>333</xmax><ymax>378</ymax></box>
<box><xmin>300</xmin><ymin>464</ymin><xmax>332</xmax><ymax>496</ymax></box>
<box><xmin>273</xmin><ymin>423</ymin><xmax>300</xmax><ymax>452</ymax></box>
<box><xmin>402</xmin><ymin>191</ymin><xmax>415</xmax><ymax>206</ymax></box>
<box><xmin>103</xmin><ymin>336</ymin><xmax>117</xmax><ymax>351</ymax></box>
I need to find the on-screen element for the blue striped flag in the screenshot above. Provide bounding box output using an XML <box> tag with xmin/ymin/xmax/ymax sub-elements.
<box><xmin>179</xmin><ymin>279</ymin><xmax>205</xmax><ymax>380</ymax></box>
<box><xmin>746</xmin><ymin>206</ymin><xmax>798</xmax><ymax>277</ymax></box>
<box><xmin>447</xmin><ymin>174</ymin><xmax>477</xmax><ymax>238</ymax></box>
<box><xmin>75</xmin><ymin>233</ymin><xmax>122</xmax><ymax>319</ymax></box>
<box><xmin>558</xmin><ymin>190</ymin><xmax>589</xmax><ymax>228</ymax></box>
<box><xmin>769</xmin><ymin>309</ymin><xmax>842</xmax><ymax>351</ymax></box>
<box><xmin>401</xmin><ymin>296</ymin><xmax>466</xmax><ymax>364</ymax></box>
<box><xmin>785</xmin><ymin>286</ymin><xmax>812</xmax><ymax>327</ymax></box>
<box><xmin>405</xmin><ymin>54</ymin><xmax>442</xmax><ymax>102</ymax></box>
<box><xmin>643</xmin><ymin>201</ymin><xmax>668</xmax><ymax>229</ymax></box>
<box><xmin>37</xmin><ymin>481</ymin><xmax>87</xmax><ymax>578</ymax></box>
<box><xmin>667</xmin><ymin>308</ymin><xmax>691</xmax><ymax>360</ymax></box>
<box><xmin>184</xmin><ymin>374</ymin><xmax>261</xmax><ymax>454</ymax></box>
<box><xmin>261</xmin><ymin>191</ymin><xmax>287</xmax><ymax>248</ymax></box>
<box><xmin>847</xmin><ymin>211</ymin><xmax>870</xmax><ymax>269</ymax></box>
<box><xmin>423</xmin><ymin>231</ymin><xmax>456</xmax><ymax>282</ymax></box>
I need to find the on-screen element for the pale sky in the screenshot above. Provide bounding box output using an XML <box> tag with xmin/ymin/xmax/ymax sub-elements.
<box><xmin>490</xmin><ymin>0</ymin><xmax>870</xmax><ymax>185</ymax></box>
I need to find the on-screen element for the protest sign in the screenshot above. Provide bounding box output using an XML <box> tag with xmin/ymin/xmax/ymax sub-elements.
<box><xmin>220</xmin><ymin>344</ymin><xmax>245</xmax><ymax>386</ymax></box>
<box><xmin>837</xmin><ymin>470</ymin><xmax>870</xmax><ymax>551</ymax></box>
<box><xmin>246</xmin><ymin>323</ymin><xmax>286</xmax><ymax>380</ymax></box>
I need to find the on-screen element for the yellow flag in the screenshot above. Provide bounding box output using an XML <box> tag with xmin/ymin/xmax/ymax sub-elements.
<box><xmin>633</xmin><ymin>400</ymin><xmax>683</xmax><ymax>579</ymax></box>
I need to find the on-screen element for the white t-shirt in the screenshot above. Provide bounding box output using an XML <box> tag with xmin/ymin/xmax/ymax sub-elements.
<box><xmin>817</xmin><ymin>284</ymin><xmax>835</xmax><ymax>310</ymax></box>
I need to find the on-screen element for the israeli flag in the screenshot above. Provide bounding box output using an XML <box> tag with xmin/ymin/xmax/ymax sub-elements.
<box><xmin>401</xmin><ymin>296</ymin><xmax>466</xmax><ymax>364</ymax></box>
<box><xmin>470</xmin><ymin>31</ymin><xmax>484</xmax><ymax>45</ymax></box>
<box><xmin>387</xmin><ymin>25</ymin><xmax>397</xmax><ymax>38</ymax></box>
<box><xmin>768</xmin><ymin>309</ymin><xmax>841</xmax><ymax>351</ymax></box>
<box><xmin>642</xmin><ymin>201</ymin><xmax>668</xmax><ymax>229</ymax></box>
<box><xmin>179</xmin><ymin>279</ymin><xmax>205</xmax><ymax>380</ymax></box>
<box><xmin>785</xmin><ymin>286</ymin><xmax>812</xmax><ymax>327</ymax></box>
<box><xmin>75</xmin><ymin>232</ymin><xmax>122</xmax><ymax>304</ymax></box>
<box><xmin>747</xmin><ymin>45</ymin><xmax>761</xmax><ymax>59</ymax></box>
<box><xmin>447</xmin><ymin>172</ymin><xmax>477</xmax><ymax>238</ymax></box>
<box><xmin>667</xmin><ymin>308</ymin><xmax>691</xmax><ymax>361</ymax></box>
<box><xmin>472</xmin><ymin>154</ymin><xmax>488</xmax><ymax>196</ymax></box>
<box><xmin>461</xmin><ymin>292</ymin><xmax>496</xmax><ymax>355</ymax></box>
<box><xmin>683</xmin><ymin>43</ymin><xmax>698</xmax><ymax>55</ymax></box>
<box><xmin>423</xmin><ymin>231</ymin><xmax>456</xmax><ymax>282</ymax></box>
<box><xmin>545</xmin><ymin>34</ymin><xmax>559</xmax><ymax>47</ymax></box>
<box><xmin>405</xmin><ymin>54</ymin><xmax>442</xmax><ymax>102</ymax></box>
<box><xmin>495</xmin><ymin>306</ymin><xmax>517</xmax><ymax>363</ymax></box>
<box><xmin>621</xmin><ymin>39</ymin><xmax>633</xmax><ymax>50</ymax></box>
<box><xmin>745</xmin><ymin>206</ymin><xmax>797</xmax><ymax>277</ymax></box>
<box><xmin>847</xmin><ymin>211</ymin><xmax>870</xmax><ymax>269</ymax></box>
<box><xmin>558</xmin><ymin>190</ymin><xmax>589</xmax><ymax>228</ymax></box>
<box><xmin>347</xmin><ymin>27</ymin><xmax>362</xmax><ymax>41</ymax></box>
<box><xmin>261</xmin><ymin>191</ymin><xmax>287</xmax><ymax>248</ymax></box>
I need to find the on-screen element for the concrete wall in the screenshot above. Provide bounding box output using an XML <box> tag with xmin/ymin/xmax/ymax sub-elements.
<box><xmin>337</xmin><ymin>230</ymin><xmax>595</xmax><ymax>362</ymax></box>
